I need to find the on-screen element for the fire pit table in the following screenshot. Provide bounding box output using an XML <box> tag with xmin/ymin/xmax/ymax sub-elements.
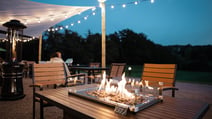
<box><xmin>68</xmin><ymin>84</ymin><xmax>161</xmax><ymax>114</ymax></box>
<box><xmin>68</xmin><ymin>73</ymin><xmax>163</xmax><ymax>114</ymax></box>
<box><xmin>35</xmin><ymin>83</ymin><xmax>209</xmax><ymax>119</ymax></box>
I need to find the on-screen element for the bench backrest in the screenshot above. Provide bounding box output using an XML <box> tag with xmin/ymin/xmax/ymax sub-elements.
<box><xmin>141</xmin><ymin>63</ymin><xmax>177</xmax><ymax>87</ymax></box>
<box><xmin>32</xmin><ymin>63</ymin><xmax>67</xmax><ymax>87</ymax></box>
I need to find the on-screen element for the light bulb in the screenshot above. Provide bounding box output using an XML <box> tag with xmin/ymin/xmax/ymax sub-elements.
<box><xmin>111</xmin><ymin>5</ymin><xmax>114</xmax><ymax>9</ymax></box>
<box><xmin>122</xmin><ymin>4</ymin><xmax>126</xmax><ymax>8</ymax></box>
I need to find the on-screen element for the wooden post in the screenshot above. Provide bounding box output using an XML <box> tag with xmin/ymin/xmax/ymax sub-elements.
<box><xmin>100</xmin><ymin>0</ymin><xmax>106</xmax><ymax>68</ymax></box>
<box><xmin>38</xmin><ymin>35</ymin><xmax>42</xmax><ymax>62</ymax></box>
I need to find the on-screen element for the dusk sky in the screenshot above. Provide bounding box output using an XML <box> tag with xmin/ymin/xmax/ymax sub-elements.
<box><xmin>32</xmin><ymin>0</ymin><xmax>212</xmax><ymax>46</ymax></box>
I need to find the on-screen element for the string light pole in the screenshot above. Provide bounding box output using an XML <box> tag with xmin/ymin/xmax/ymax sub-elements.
<box><xmin>98</xmin><ymin>0</ymin><xmax>106</xmax><ymax>68</ymax></box>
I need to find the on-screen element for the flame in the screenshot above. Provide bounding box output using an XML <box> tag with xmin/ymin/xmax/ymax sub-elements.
<box><xmin>98</xmin><ymin>71</ymin><xmax>107</xmax><ymax>91</ymax></box>
<box><xmin>98</xmin><ymin>72</ymin><xmax>134</xmax><ymax>99</ymax></box>
<box><xmin>144</xmin><ymin>80</ymin><xmax>154</xmax><ymax>90</ymax></box>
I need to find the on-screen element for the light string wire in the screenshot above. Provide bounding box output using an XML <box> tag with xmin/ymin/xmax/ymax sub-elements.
<box><xmin>0</xmin><ymin>31</ymin><xmax>37</xmax><ymax>42</ymax></box>
<box><xmin>0</xmin><ymin>0</ymin><xmax>154</xmax><ymax>42</ymax></box>
<box><xmin>47</xmin><ymin>0</ymin><xmax>154</xmax><ymax>33</ymax></box>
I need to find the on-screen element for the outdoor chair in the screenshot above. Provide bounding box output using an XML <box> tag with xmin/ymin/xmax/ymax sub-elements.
<box><xmin>22</xmin><ymin>60</ymin><xmax>35</xmax><ymax>78</ymax></box>
<box><xmin>107</xmin><ymin>63</ymin><xmax>126</xmax><ymax>84</ymax></box>
<box><xmin>86</xmin><ymin>62</ymin><xmax>101</xmax><ymax>82</ymax></box>
<box><xmin>88</xmin><ymin>63</ymin><xmax>126</xmax><ymax>84</ymax></box>
<box><xmin>141</xmin><ymin>63</ymin><xmax>179</xmax><ymax>97</ymax></box>
<box><xmin>89</xmin><ymin>62</ymin><xmax>101</xmax><ymax>78</ymax></box>
<box><xmin>31</xmin><ymin>63</ymin><xmax>85</xmax><ymax>119</ymax></box>
<box><xmin>89</xmin><ymin>62</ymin><xmax>100</xmax><ymax>67</ymax></box>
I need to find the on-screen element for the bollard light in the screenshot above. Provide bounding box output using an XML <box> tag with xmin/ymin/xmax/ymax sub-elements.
<box><xmin>128</xmin><ymin>66</ymin><xmax>132</xmax><ymax>77</ymax></box>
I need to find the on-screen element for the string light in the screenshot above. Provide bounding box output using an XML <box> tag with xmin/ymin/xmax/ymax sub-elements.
<box><xmin>49</xmin><ymin>15</ymin><xmax>55</xmax><ymax>21</ymax></box>
<box><xmin>111</xmin><ymin>5</ymin><xmax>115</xmax><ymax>9</ymax></box>
<box><xmin>84</xmin><ymin>16</ymin><xmax>88</xmax><ymax>20</ymax></box>
<box><xmin>0</xmin><ymin>36</ymin><xmax>36</xmax><ymax>43</ymax></box>
<box><xmin>122</xmin><ymin>4</ymin><xmax>126</xmax><ymax>8</ymax></box>
<box><xmin>92</xmin><ymin>8</ymin><xmax>96</xmax><ymax>11</ymax></box>
<box><xmin>24</xmin><ymin>19</ymin><xmax>28</xmax><ymax>25</ymax></box>
<box><xmin>65</xmin><ymin>14</ymin><xmax>68</xmax><ymax>18</ymax></box>
<box><xmin>47</xmin><ymin>0</ymin><xmax>155</xmax><ymax>32</ymax></box>
<box><xmin>64</xmin><ymin>12</ymin><xmax>68</xmax><ymax>18</ymax></box>
<box><xmin>50</xmin><ymin>17</ymin><xmax>54</xmax><ymax>21</ymax></box>
<box><xmin>0</xmin><ymin>0</ymin><xmax>154</xmax><ymax>35</ymax></box>
<box><xmin>37</xmin><ymin>17</ymin><xmax>41</xmax><ymax>23</ymax></box>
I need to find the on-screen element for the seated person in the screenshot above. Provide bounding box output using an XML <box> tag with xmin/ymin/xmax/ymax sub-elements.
<box><xmin>49</xmin><ymin>52</ymin><xmax>85</xmax><ymax>85</ymax></box>
<box><xmin>49</xmin><ymin>51</ymin><xmax>64</xmax><ymax>63</ymax></box>
<box><xmin>49</xmin><ymin>52</ymin><xmax>71</xmax><ymax>76</ymax></box>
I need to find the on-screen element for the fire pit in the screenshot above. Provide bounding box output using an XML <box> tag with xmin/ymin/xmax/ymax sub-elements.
<box><xmin>68</xmin><ymin>72</ymin><xmax>162</xmax><ymax>114</ymax></box>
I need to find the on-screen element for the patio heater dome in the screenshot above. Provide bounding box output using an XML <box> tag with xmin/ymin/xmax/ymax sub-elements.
<box><xmin>3</xmin><ymin>19</ymin><xmax>27</xmax><ymax>29</ymax></box>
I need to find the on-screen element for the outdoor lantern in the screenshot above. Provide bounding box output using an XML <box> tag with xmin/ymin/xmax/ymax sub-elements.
<box><xmin>3</xmin><ymin>19</ymin><xmax>27</xmax><ymax>62</ymax></box>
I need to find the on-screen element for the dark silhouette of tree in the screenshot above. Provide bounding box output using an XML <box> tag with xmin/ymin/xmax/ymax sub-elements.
<box><xmin>62</xmin><ymin>29</ymin><xmax>85</xmax><ymax>64</ymax></box>
<box><xmin>39</xmin><ymin>28</ymin><xmax>211</xmax><ymax>72</ymax></box>
<box><xmin>22</xmin><ymin>40</ymin><xmax>39</xmax><ymax>61</ymax></box>
<box><xmin>116</xmin><ymin>29</ymin><xmax>175</xmax><ymax>65</ymax></box>
<box><xmin>107</xmin><ymin>32</ymin><xmax>121</xmax><ymax>63</ymax></box>
<box><xmin>42</xmin><ymin>27</ymin><xmax>65</xmax><ymax>60</ymax></box>
<box><xmin>85</xmin><ymin>32</ymin><xmax>101</xmax><ymax>63</ymax></box>
<box><xmin>1</xmin><ymin>27</ymin><xmax>211</xmax><ymax>72</ymax></box>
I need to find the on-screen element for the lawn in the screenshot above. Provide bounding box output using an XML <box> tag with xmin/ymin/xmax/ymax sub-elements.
<box><xmin>125</xmin><ymin>65</ymin><xmax>212</xmax><ymax>85</ymax></box>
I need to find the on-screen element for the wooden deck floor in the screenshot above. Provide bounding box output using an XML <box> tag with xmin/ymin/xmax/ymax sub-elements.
<box><xmin>0</xmin><ymin>77</ymin><xmax>211</xmax><ymax>119</ymax></box>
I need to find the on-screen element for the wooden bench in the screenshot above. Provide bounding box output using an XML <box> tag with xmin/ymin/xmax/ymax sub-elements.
<box><xmin>31</xmin><ymin>63</ymin><xmax>85</xmax><ymax>118</ymax></box>
<box><xmin>31</xmin><ymin>63</ymin><xmax>68</xmax><ymax>119</ymax></box>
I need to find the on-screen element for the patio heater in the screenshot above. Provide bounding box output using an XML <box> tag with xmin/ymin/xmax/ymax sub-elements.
<box><xmin>3</xmin><ymin>19</ymin><xmax>27</xmax><ymax>62</ymax></box>
<box><xmin>0</xmin><ymin>20</ymin><xmax>26</xmax><ymax>100</ymax></box>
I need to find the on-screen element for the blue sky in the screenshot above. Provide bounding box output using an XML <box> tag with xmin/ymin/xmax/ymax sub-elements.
<box><xmin>32</xmin><ymin>0</ymin><xmax>212</xmax><ymax>46</ymax></box>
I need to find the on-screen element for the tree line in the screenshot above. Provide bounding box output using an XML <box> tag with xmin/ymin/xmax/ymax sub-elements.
<box><xmin>40</xmin><ymin>28</ymin><xmax>177</xmax><ymax>65</ymax></box>
<box><xmin>1</xmin><ymin>28</ymin><xmax>211</xmax><ymax>72</ymax></box>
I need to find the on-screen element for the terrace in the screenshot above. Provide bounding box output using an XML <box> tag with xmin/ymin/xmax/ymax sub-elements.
<box><xmin>0</xmin><ymin>76</ymin><xmax>211</xmax><ymax>119</ymax></box>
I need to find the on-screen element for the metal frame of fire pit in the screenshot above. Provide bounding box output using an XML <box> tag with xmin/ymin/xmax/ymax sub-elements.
<box><xmin>68</xmin><ymin>86</ymin><xmax>161</xmax><ymax>113</ymax></box>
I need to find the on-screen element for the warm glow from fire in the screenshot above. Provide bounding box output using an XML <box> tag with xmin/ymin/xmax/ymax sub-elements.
<box><xmin>80</xmin><ymin>71</ymin><xmax>161</xmax><ymax>109</ymax></box>
<box><xmin>98</xmin><ymin>72</ymin><xmax>134</xmax><ymax>99</ymax></box>
<box><xmin>144</xmin><ymin>80</ymin><xmax>154</xmax><ymax>90</ymax></box>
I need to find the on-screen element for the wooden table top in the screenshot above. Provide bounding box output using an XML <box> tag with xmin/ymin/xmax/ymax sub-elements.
<box><xmin>35</xmin><ymin>84</ymin><xmax>209</xmax><ymax>119</ymax></box>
